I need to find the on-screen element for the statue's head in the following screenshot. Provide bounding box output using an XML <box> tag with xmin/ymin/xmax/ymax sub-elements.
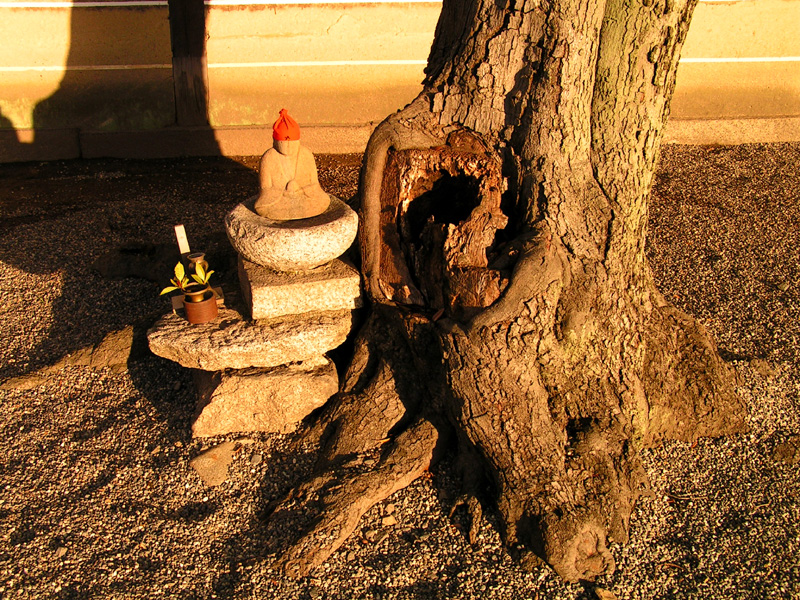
<box><xmin>273</xmin><ymin>109</ymin><xmax>301</xmax><ymax>156</ymax></box>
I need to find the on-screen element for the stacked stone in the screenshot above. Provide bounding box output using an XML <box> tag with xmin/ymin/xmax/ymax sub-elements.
<box><xmin>148</xmin><ymin>195</ymin><xmax>361</xmax><ymax>438</ymax></box>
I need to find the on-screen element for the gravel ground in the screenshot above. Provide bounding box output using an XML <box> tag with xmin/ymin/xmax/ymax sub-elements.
<box><xmin>0</xmin><ymin>144</ymin><xmax>798</xmax><ymax>600</ymax></box>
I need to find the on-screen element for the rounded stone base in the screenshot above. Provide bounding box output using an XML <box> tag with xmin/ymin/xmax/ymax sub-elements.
<box><xmin>225</xmin><ymin>195</ymin><xmax>358</xmax><ymax>272</ymax></box>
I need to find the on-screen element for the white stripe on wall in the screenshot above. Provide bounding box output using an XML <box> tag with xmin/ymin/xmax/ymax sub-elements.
<box><xmin>681</xmin><ymin>57</ymin><xmax>800</xmax><ymax>63</ymax></box>
<box><xmin>207</xmin><ymin>59</ymin><xmax>428</xmax><ymax>68</ymax></box>
<box><xmin>0</xmin><ymin>0</ymin><xmax>745</xmax><ymax>6</ymax></box>
<box><xmin>0</xmin><ymin>64</ymin><xmax>172</xmax><ymax>71</ymax></box>
<box><xmin>1</xmin><ymin>56</ymin><xmax>798</xmax><ymax>72</ymax></box>
<box><xmin>0</xmin><ymin>0</ymin><xmax>439</xmax><ymax>7</ymax></box>
<box><xmin>0</xmin><ymin>1</ymin><xmax>165</xmax><ymax>6</ymax></box>
<box><xmin>206</xmin><ymin>0</ymin><xmax>440</xmax><ymax>4</ymax></box>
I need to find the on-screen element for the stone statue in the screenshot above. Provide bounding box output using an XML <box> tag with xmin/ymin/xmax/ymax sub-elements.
<box><xmin>254</xmin><ymin>109</ymin><xmax>331</xmax><ymax>221</ymax></box>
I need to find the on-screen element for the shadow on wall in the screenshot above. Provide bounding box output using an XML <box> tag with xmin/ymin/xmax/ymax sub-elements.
<box><xmin>0</xmin><ymin>0</ymin><xmax>223</xmax><ymax>161</ymax></box>
<box><xmin>0</xmin><ymin>2</ymin><xmax>261</xmax><ymax>383</ymax></box>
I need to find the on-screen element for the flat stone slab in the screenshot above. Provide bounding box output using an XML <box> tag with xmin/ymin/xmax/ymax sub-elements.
<box><xmin>240</xmin><ymin>257</ymin><xmax>362</xmax><ymax>320</ymax></box>
<box><xmin>192</xmin><ymin>357</ymin><xmax>338</xmax><ymax>437</ymax></box>
<box><xmin>147</xmin><ymin>308</ymin><xmax>354</xmax><ymax>371</ymax></box>
<box><xmin>225</xmin><ymin>196</ymin><xmax>358</xmax><ymax>271</ymax></box>
<box><xmin>189</xmin><ymin>441</ymin><xmax>237</xmax><ymax>486</ymax></box>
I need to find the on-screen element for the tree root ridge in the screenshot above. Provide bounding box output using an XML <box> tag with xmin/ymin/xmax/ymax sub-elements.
<box><xmin>295</xmin><ymin>306</ymin><xmax>427</xmax><ymax>466</ymax></box>
<box><xmin>467</xmin><ymin>224</ymin><xmax>566</xmax><ymax>334</ymax></box>
<box><xmin>272</xmin><ymin>418</ymin><xmax>439</xmax><ymax>579</ymax></box>
<box><xmin>358</xmin><ymin>95</ymin><xmax>449</xmax><ymax>303</ymax></box>
<box><xmin>642</xmin><ymin>303</ymin><xmax>747</xmax><ymax>445</ymax></box>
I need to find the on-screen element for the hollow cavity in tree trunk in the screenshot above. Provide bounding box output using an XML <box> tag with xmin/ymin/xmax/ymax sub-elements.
<box><xmin>376</xmin><ymin>145</ymin><xmax>508</xmax><ymax>321</ymax></box>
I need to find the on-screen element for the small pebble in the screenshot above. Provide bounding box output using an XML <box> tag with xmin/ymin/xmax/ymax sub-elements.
<box><xmin>250</xmin><ymin>453</ymin><xmax>263</xmax><ymax>466</ymax></box>
<box><xmin>594</xmin><ymin>588</ymin><xmax>618</xmax><ymax>600</ymax></box>
<box><xmin>373</xmin><ymin>531</ymin><xmax>389</xmax><ymax>544</ymax></box>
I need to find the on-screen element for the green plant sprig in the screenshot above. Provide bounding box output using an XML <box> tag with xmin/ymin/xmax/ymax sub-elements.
<box><xmin>160</xmin><ymin>261</ymin><xmax>215</xmax><ymax>296</ymax></box>
<box><xmin>160</xmin><ymin>262</ymin><xmax>190</xmax><ymax>295</ymax></box>
<box><xmin>191</xmin><ymin>262</ymin><xmax>215</xmax><ymax>286</ymax></box>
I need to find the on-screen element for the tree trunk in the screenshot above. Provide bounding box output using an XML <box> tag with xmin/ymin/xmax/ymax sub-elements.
<box><xmin>266</xmin><ymin>0</ymin><xmax>745</xmax><ymax>582</ymax></box>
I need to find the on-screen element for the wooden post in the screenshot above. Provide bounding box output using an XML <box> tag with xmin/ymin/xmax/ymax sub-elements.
<box><xmin>168</xmin><ymin>0</ymin><xmax>209</xmax><ymax>127</ymax></box>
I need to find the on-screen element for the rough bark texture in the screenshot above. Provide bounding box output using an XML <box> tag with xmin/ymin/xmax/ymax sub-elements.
<box><xmin>265</xmin><ymin>0</ymin><xmax>746</xmax><ymax>582</ymax></box>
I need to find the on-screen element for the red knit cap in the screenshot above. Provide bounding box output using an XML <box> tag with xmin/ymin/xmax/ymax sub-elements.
<box><xmin>272</xmin><ymin>109</ymin><xmax>300</xmax><ymax>141</ymax></box>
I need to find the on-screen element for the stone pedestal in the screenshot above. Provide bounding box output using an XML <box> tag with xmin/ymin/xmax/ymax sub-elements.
<box><xmin>225</xmin><ymin>196</ymin><xmax>358</xmax><ymax>271</ymax></box>
<box><xmin>192</xmin><ymin>358</ymin><xmax>338</xmax><ymax>437</ymax></box>
<box><xmin>239</xmin><ymin>257</ymin><xmax>362</xmax><ymax>320</ymax></box>
<box><xmin>148</xmin><ymin>140</ymin><xmax>362</xmax><ymax>440</ymax></box>
<box><xmin>147</xmin><ymin>308</ymin><xmax>354</xmax><ymax>371</ymax></box>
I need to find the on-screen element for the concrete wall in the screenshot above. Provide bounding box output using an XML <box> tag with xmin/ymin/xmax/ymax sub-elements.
<box><xmin>205</xmin><ymin>2</ymin><xmax>436</xmax><ymax>128</ymax></box>
<box><xmin>666</xmin><ymin>0</ymin><xmax>800</xmax><ymax>144</ymax></box>
<box><xmin>0</xmin><ymin>3</ymin><xmax>173</xmax><ymax>128</ymax></box>
<box><xmin>0</xmin><ymin>0</ymin><xmax>798</xmax><ymax>161</ymax></box>
<box><xmin>0</xmin><ymin>0</ymin><xmax>174</xmax><ymax>160</ymax></box>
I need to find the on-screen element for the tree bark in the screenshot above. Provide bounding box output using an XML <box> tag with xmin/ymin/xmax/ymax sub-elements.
<box><xmin>267</xmin><ymin>0</ymin><xmax>746</xmax><ymax>582</ymax></box>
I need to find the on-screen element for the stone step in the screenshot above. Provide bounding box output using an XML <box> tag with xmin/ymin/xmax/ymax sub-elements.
<box><xmin>192</xmin><ymin>357</ymin><xmax>338</xmax><ymax>437</ymax></box>
<box><xmin>239</xmin><ymin>256</ymin><xmax>362</xmax><ymax>320</ymax></box>
<box><xmin>147</xmin><ymin>307</ymin><xmax>355</xmax><ymax>371</ymax></box>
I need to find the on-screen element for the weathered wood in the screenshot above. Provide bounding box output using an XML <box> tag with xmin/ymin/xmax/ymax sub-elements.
<box><xmin>375</xmin><ymin>143</ymin><xmax>507</xmax><ymax>319</ymax></box>
<box><xmin>168</xmin><ymin>0</ymin><xmax>209</xmax><ymax>127</ymax></box>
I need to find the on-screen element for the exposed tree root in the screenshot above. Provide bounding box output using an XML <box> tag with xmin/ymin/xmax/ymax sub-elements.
<box><xmin>641</xmin><ymin>301</ymin><xmax>746</xmax><ymax>445</ymax></box>
<box><xmin>294</xmin><ymin>305</ymin><xmax>432</xmax><ymax>465</ymax></box>
<box><xmin>270</xmin><ymin>418</ymin><xmax>438</xmax><ymax>579</ymax></box>
<box><xmin>263</xmin><ymin>303</ymin><xmax>446</xmax><ymax>580</ymax></box>
<box><xmin>448</xmin><ymin>494</ymin><xmax>484</xmax><ymax>545</ymax></box>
